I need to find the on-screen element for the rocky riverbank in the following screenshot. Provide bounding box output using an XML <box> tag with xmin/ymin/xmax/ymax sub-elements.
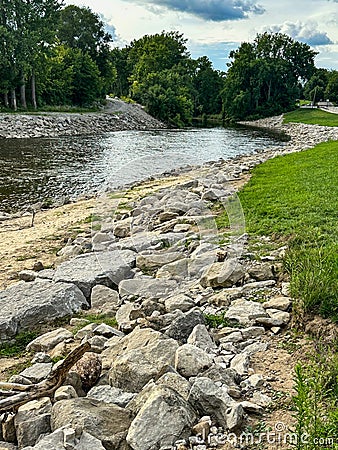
<box><xmin>0</xmin><ymin>98</ymin><xmax>164</xmax><ymax>139</ymax></box>
<box><xmin>0</xmin><ymin>116</ymin><xmax>336</xmax><ymax>449</ymax></box>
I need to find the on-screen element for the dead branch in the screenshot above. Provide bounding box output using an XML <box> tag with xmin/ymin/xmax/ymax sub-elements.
<box><xmin>0</xmin><ymin>341</ymin><xmax>90</xmax><ymax>413</ymax></box>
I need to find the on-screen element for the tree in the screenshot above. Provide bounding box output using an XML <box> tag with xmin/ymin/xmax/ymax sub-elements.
<box><xmin>127</xmin><ymin>31</ymin><xmax>189</xmax><ymax>80</ymax></box>
<box><xmin>110</xmin><ymin>47</ymin><xmax>130</xmax><ymax>97</ymax></box>
<box><xmin>125</xmin><ymin>31</ymin><xmax>195</xmax><ymax>125</ymax></box>
<box><xmin>57</xmin><ymin>5</ymin><xmax>114</xmax><ymax>94</ymax></box>
<box><xmin>222</xmin><ymin>32</ymin><xmax>317</xmax><ymax>120</ymax></box>
<box><xmin>303</xmin><ymin>69</ymin><xmax>329</xmax><ymax>103</ymax></box>
<box><xmin>192</xmin><ymin>56</ymin><xmax>224</xmax><ymax>116</ymax></box>
<box><xmin>0</xmin><ymin>0</ymin><xmax>62</xmax><ymax>109</ymax></box>
<box><xmin>325</xmin><ymin>70</ymin><xmax>338</xmax><ymax>103</ymax></box>
<box><xmin>132</xmin><ymin>69</ymin><xmax>193</xmax><ymax>127</ymax></box>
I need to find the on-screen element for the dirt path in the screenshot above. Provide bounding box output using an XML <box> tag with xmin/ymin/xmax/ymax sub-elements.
<box><xmin>0</xmin><ymin>199</ymin><xmax>96</xmax><ymax>289</ymax></box>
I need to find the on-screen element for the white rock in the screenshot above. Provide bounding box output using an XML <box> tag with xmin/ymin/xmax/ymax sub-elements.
<box><xmin>175</xmin><ymin>344</ymin><xmax>213</xmax><ymax>378</ymax></box>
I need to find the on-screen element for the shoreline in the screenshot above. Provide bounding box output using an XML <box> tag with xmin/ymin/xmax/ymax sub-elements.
<box><xmin>0</xmin><ymin>114</ymin><xmax>336</xmax><ymax>448</ymax></box>
<box><xmin>1</xmin><ymin>115</ymin><xmax>338</xmax><ymax>289</ymax></box>
<box><xmin>0</xmin><ymin>99</ymin><xmax>165</xmax><ymax>139</ymax></box>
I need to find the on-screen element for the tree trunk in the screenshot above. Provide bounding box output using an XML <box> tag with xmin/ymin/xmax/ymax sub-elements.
<box><xmin>0</xmin><ymin>341</ymin><xmax>90</xmax><ymax>413</ymax></box>
<box><xmin>20</xmin><ymin>71</ymin><xmax>27</xmax><ymax>109</ymax></box>
<box><xmin>267</xmin><ymin>80</ymin><xmax>272</xmax><ymax>102</ymax></box>
<box><xmin>4</xmin><ymin>92</ymin><xmax>9</xmax><ymax>108</ymax></box>
<box><xmin>31</xmin><ymin>70</ymin><xmax>37</xmax><ymax>110</ymax></box>
<box><xmin>10</xmin><ymin>88</ymin><xmax>17</xmax><ymax>111</ymax></box>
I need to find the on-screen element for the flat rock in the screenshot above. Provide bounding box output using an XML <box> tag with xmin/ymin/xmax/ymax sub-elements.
<box><xmin>87</xmin><ymin>385</ymin><xmax>136</xmax><ymax>407</ymax></box>
<box><xmin>127</xmin><ymin>386</ymin><xmax>196</xmax><ymax>450</ymax></box>
<box><xmin>164</xmin><ymin>294</ymin><xmax>195</xmax><ymax>313</ymax></box>
<box><xmin>106</xmin><ymin>327</ymin><xmax>179</xmax><ymax>392</ymax></box>
<box><xmin>0</xmin><ymin>280</ymin><xmax>88</xmax><ymax>341</ymax></box>
<box><xmin>51</xmin><ymin>398</ymin><xmax>132</xmax><ymax>450</ymax></box>
<box><xmin>200</xmin><ymin>259</ymin><xmax>245</xmax><ymax>288</ymax></box>
<box><xmin>20</xmin><ymin>363</ymin><xmax>53</xmax><ymax>383</ymax></box>
<box><xmin>27</xmin><ymin>328</ymin><xmax>73</xmax><ymax>353</ymax></box>
<box><xmin>119</xmin><ymin>278</ymin><xmax>177</xmax><ymax>299</ymax></box>
<box><xmin>224</xmin><ymin>299</ymin><xmax>268</xmax><ymax>325</ymax></box>
<box><xmin>136</xmin><ymin>251</ymin><xmax>183</xmax><ymax>271</ymax></box>
<box><xmin>263</xmin><ymin>296</ymin><xmax>292</xmax><ymax>311</ymax></box>
<box><xmin>54</xmin><ymin>250</ymin><xmax>136</xmax><ymax>298</ymax></box>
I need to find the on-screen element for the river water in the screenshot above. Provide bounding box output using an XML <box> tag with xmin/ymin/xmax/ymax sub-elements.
<box><xmin>0</xmin><ymin>126</ymin><xmax>285</xmax><ymax>213</ymax></box>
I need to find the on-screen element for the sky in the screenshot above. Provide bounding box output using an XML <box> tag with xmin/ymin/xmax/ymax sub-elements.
<box><xmin>65</xmin><ymin>0</ymin><xmax>338</xmax><ymax>72</ymax></box>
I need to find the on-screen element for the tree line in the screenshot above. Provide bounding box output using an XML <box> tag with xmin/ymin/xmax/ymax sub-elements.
<box><xmin>1</xmin><ymin>1</ymin><xmax>337</xmax><ymax>124</ymax></box>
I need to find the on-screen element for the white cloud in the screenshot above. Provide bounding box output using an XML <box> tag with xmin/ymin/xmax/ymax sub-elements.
<box><xmin>265</xmin><ymin>21</ymin><xmax>333</xmax><ymax>46</ymax></box>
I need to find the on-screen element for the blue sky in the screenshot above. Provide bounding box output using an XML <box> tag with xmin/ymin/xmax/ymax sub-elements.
<box><xmin>66</xmin><ymin>0</ymin><xmax>338</xmax><ymax>71</ymax></box>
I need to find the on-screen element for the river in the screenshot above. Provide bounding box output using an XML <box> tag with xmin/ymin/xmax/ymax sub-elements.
<box><xmin>0</xmin><ymin>126</ymin><xmax>285</xmax><ymax>213</ymax></box>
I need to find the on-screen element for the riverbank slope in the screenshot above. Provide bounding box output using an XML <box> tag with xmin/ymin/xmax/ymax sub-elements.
<box><xmin>0</xmin><ymin>98</ymin><xmax>165</xmax><ymax>139</ymax></box>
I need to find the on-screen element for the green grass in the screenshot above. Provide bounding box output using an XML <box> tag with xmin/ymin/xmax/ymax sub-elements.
<box><xmin>218</xmin><ymin>140</ymin><xmax>338</xmax><ymax>321</ymax></box>
<box><xmin>77</xmin><ymin>313</ymin><xmax>117</xmax><ymax>328</ymax></box>
<box><xmin>0</xmin><ymin>331</ymin><xmax>38</xmax><ymax>357</ymax></box>
<box><xmin>204</xmin><ymin>313</ymin><xmax>243</xmax><ymax>329</ymax></box>
<box><xmin>284</xmin><ymin>108</ymin><xmax>338</xmax><ymax>127</ymax></box>
<box><xmin>293</xmin><ymin>348</ymin><xmax>338</xmax><ymax>449</ymax></box>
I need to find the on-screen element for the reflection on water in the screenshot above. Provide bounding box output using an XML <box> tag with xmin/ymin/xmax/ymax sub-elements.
<box><xmin>0</xmin><ymin>127</ymin><xmax>284</xmax><ymax>212</ymax></box>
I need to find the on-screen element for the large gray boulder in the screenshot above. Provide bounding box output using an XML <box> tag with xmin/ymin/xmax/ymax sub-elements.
<box><xmin>200</xmin><ymin>258</ymin><xmax>245</xmax><ymax>288</ymax></box>
<box><xmin>188</xmin><ymin>377</ymin><xmax>243</xmax><ymax>430</ymax></box>
<box><xmin>224</xmin><ymin>299</ymin><xmax>268</xmax><ymax>325</ymax></box>
<box><xmin>127</xmin><ymin>386</ymin><xmax>196</xmax><ymax>450</ymax></box>
<box><xmin>175</xmin><ymin>344</ymin><xmax>213</xmax><ymax>378</ymax></box>
<box><xmin>15</xmin><ymin>397</ymin><xmax>52</xmax><ymax>448</ymax></box>
<box><xmin>164</xmin><ymin>308</ymin><xmax>205</xmax><ymax>343</ymax></box>
<box><xmin>22</xmin><ymin>427</ymin><xmax>106</xmax><ymax>450</ymax></box>
<box><xmin>54</xmin><ymin>250</ymin><xmax>136</xmax><ymax>298</ymax></box>
<box><xmin>136</xmin><ymin>251</ymin><xmax>183</xmax><ymax>271</ymax></box>
<box><xmin>51</xmin><ymin>398</ymin><xmax>132</xmax><ymax>450</ymax></box>
<box><xmin>0</xmin><ymin>280</ymin><xmax>88</xmax><ymax>341</ymax></box>
<box><xmin>104</xmin><ymin>327</ymin><xmax>179</xmax><ymax>392</ymax></box>
<box><xmin>118</xmin><ymin>278</ymin><xmax>177</xmax><ymax>299</ymax></box>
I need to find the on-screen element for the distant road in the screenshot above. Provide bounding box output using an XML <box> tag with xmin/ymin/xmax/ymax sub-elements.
<box><xmin>319</xmin><ymin>106</ymin><xmax>338</xmax><ymax>114</ymax></box>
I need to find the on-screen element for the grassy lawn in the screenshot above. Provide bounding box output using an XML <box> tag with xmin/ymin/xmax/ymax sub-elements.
<box><xmin>284</xmin><ymin>108</ymin><xmax>338</xmax><ymax>127</ymax></box>
<box><xmin>217</xmin><ymin>140</ymin><xmax>338</xmax><ymax>322</ymax></box>
<box><xmin>231</xmin><ymin>140</ymin><xmax>338</xmax><ymax>444</ymax></box>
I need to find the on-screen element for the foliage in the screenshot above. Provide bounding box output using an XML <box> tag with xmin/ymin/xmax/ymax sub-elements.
<box><xmin>303</xmin><ymin>69</ymin><xmax>329</xmax><ymax>103</ymax></box>
<box><xmin>0</xmin><ymin>331</ymin><xmax>38</xmax><ymax>357</ymax></box>
<box><xmin>204</xmin><ymin>313</ymin><xmax>242</xmax><ymax>329</ymax></box>
<box><xmin>132</xmin><ymin>69</ymin><xmax>194</xmax><ymax>126</ymax></box>
<box><xmin>293</xmin><ymin>349</ymin><xmax>338</xmax><ymax>449</ymax></box>
<box><xmin>57</xmin><ymin>5</ymin><xmax>115</xmax><ymax>94</ymax></box>
<box><xmin>283</xmin><ymin>108</ymin><xmax>338</xmax><ymax>126</ymax></box>
<box><xmin>222</xmin><ymin>32</ymin><xmax>317</xmax><ymax>121</ymax></box>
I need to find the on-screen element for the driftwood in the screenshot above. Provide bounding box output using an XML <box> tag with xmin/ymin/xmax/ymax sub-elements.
<box><xmin>0</xmin><ymin>341</ymin><xmax>90</xmax><ymax>413</ymax></box>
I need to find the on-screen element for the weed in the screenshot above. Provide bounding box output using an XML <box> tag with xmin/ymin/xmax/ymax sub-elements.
<box><xmin>293</xmin><ymin>348</ymin><xmax>338</xmax><ymax>449</ymax></box>
<box><xmin>0</xmin><ymin>331</ymin><xmax>38</xmax><ymax>357</ymax></box>
<box><xmin>204</xmin><ymin>313</ymin><xmax>242</xmax><ymax>329</ymax></box>
<box><xmin>74</xmin><ymin>313</ymin><xmax>117</xmax><ymax>330</ymax></box>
